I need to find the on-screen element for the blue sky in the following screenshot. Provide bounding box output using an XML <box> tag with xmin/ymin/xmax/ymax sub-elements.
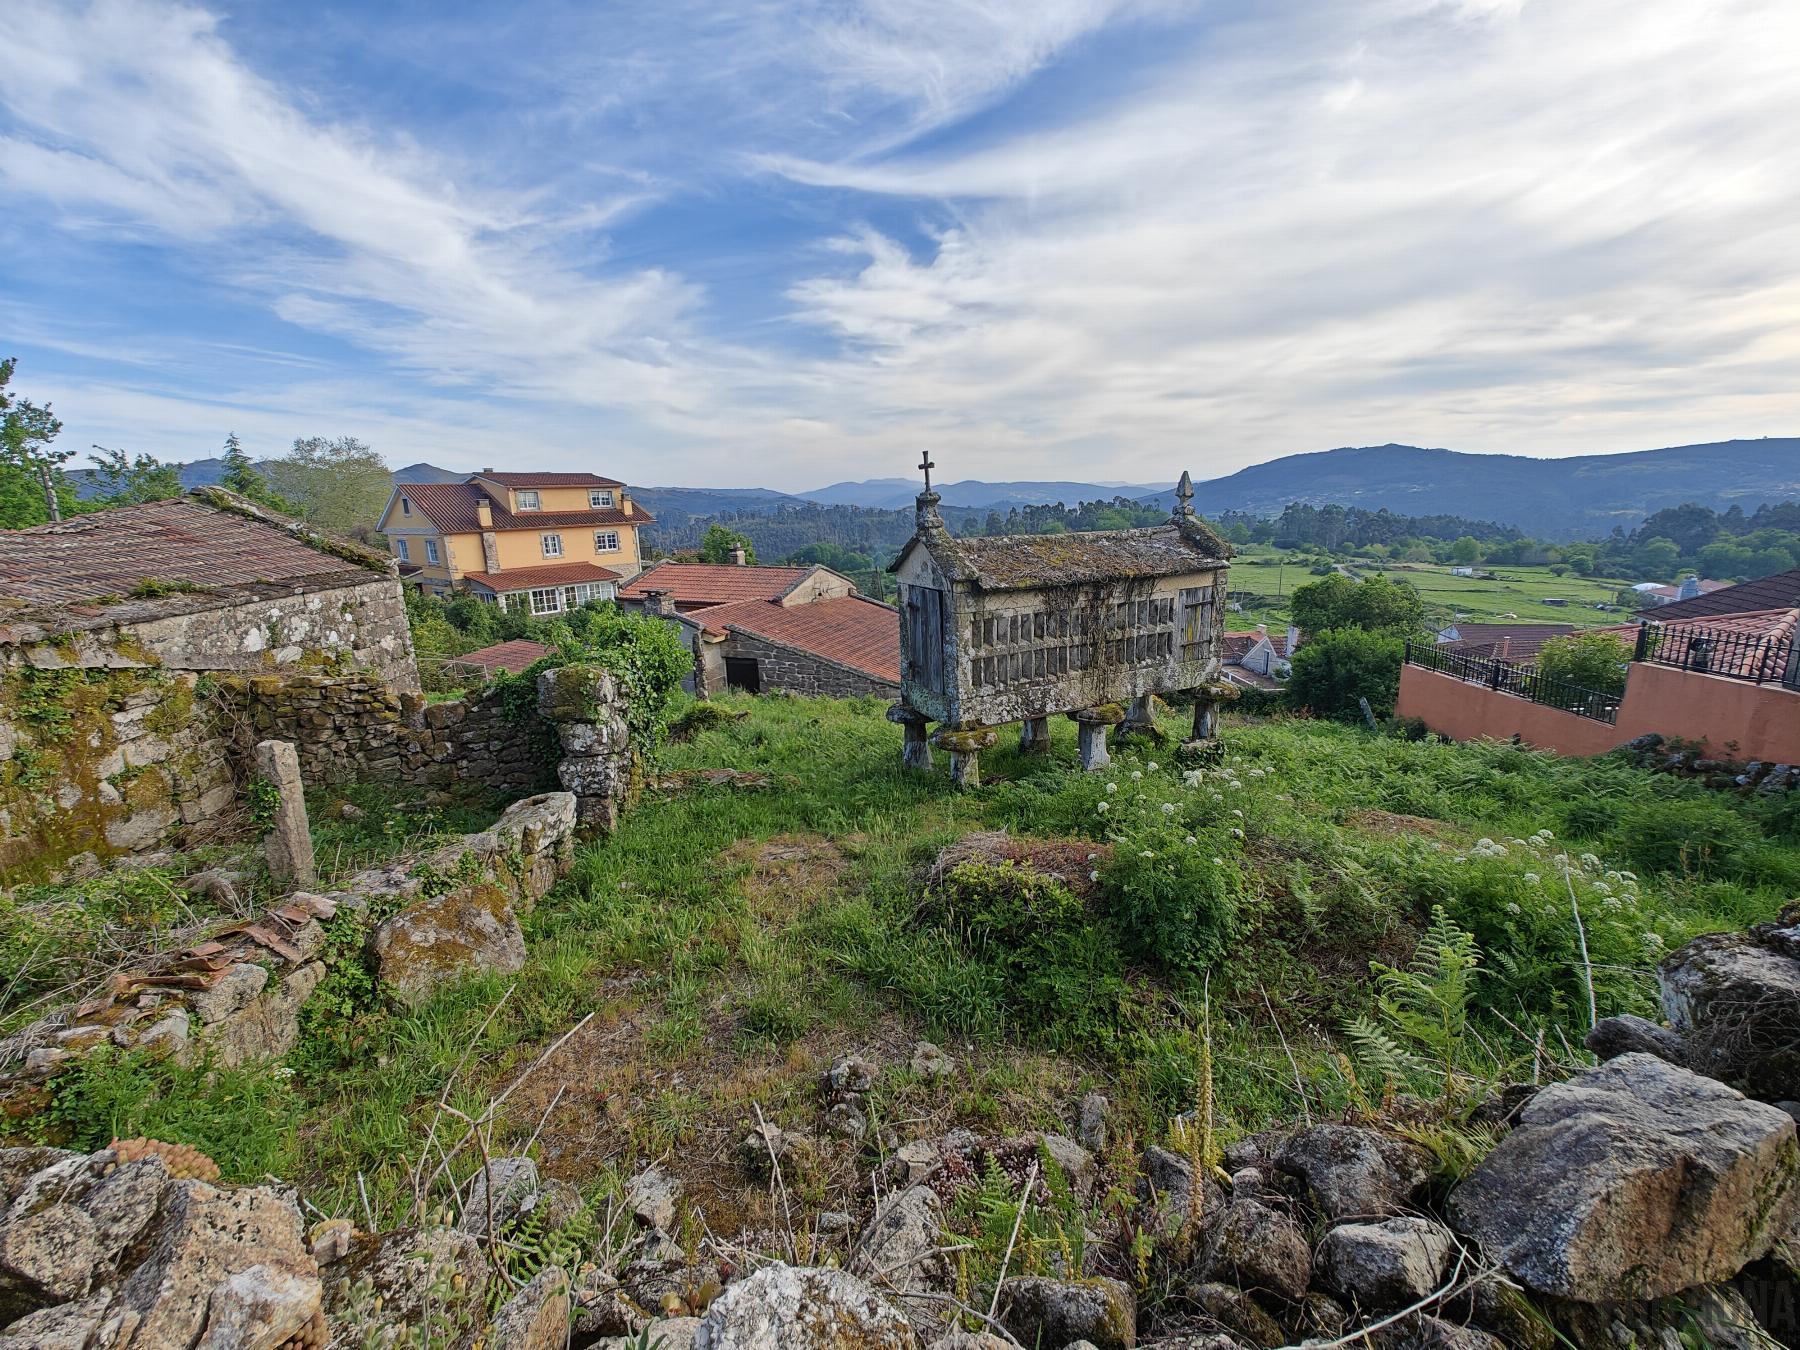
<box><xmin>3</xmin><ymin>0</ymin><xmax>1798</xmax><ymax>491</ymax></box>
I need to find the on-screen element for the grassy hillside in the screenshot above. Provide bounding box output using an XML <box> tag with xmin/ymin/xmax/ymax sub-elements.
<box><xmin>22</xmin><ymin>696</ymin><xmax>1793</xmax><ymax>1248</ymax></box>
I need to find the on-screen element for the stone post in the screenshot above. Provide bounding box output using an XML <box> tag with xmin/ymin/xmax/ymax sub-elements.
<box><xmin>932</xmin><ymin>727</ymin><xmax>998</xmax><ymax>789</ymax></box>
<box><xmin>1184</xmin><ymin>681</ymin><xmax>1238</xmax><ymax>757</ymax></box>
<box><xmin>887</xmin><ymin>704</ymin><xmax>933</xmax><ymax>772</ymax></box>
<box><xmin>1018</xmin><ymin>717</ymin><xmax>1051</xmax><ymax>755</ymax></box>
<box><xmin>253</xmin><ymin>739</ymin><xmax>315</xmax><ymax>890</ymax></box>
<box><xmin>1070</xmin><ymin>704</ymin><xmax>1126</xmax><ymax>773</ymax></box>
<box><xmin>1119</xmin><ymin>693</ymin><xmax>1163</xmax><ymax>742</ymax></box>
<box><xmin>537</xmin><ymin>665</ymin><xmax>630</xmax><ymax>834</ymax></box>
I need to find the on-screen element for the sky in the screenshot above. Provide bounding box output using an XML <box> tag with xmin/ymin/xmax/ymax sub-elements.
<box><xmin>2</xmin><ymin>0</ymin><xmax>1799</xmax><ymax>492</ymax></box>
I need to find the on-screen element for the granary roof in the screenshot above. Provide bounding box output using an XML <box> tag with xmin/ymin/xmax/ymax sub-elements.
<box><xmin>0</xmin><ymin>489</ymin><xmax>391</xmax><ymax>612</ymax></box>
<box><xmin>900</xmin><ymin>519</ymin><xmax>1230</xmax><ymax>592</ymax></box>
<box><xmin>706</xmin><ymin>595</ymin><xmax>900</xmax><ymax>683</ymax></box>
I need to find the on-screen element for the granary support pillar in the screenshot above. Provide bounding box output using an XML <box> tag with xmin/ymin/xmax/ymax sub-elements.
<box><xmin>1186</xmin><ymin>681</ymin><xmax>1238</xmax><ymax>748</ymax></box>
<box><xmin>887</xmin><ymin>704</ymin><xmax>932</xmax><ymax>772</ymax></box>
<box><xmin>932</xmin><ymin>727</ymin><xmax>998</xmax><ymax>789</ymax></box>
<box><xmin>1120</xmin><ymin>694</ymin><xmax>1161</xmax><ymax>741</ymax></box>
<box><xmin>1070</xmin><ymin>703</ymin><xmax>1126</xmax><ymax>773</ymax></box>
<box><xmin>1019</xmin><ymin>717</ymin><xmax>1051</xmax><ymax>755</ymax></box>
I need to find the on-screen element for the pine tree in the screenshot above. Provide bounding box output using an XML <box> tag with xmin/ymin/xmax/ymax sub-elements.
<box><xmin>218</xmin><ymin>432</ymin><xmax>292</xmax><ymax>512</ymax></box>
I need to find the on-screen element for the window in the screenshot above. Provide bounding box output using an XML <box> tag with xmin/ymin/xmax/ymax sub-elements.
<box><xmin>395</xmin><ymin>538</ymin><xmax>410</xmax><ymax>562</ymax></box>
<box><xmin>588</xmin><ymin>489</ymin><xmax>615</xmax><ymax>509</ymax></box>
<box><xmin>594</xmin><ymin>530</ymin><xmax>620</xmax><ymax>553</ymax></box>
<box><xmin>572</xmin><ymin>581</ymin><xmax>614</xmax><ymax>604</ymax></box>
<box><xmin>424</xmin><ymin>538</ymin><xmax>440</xmax><ymax>565</ymax></box>
<box><xmin>541</xmin><ymin>533</ymin><xmax>563</xmax><ymax>558</ymax></box>
<box><xmin>529</xmin><ymin>587</ymin><xmax>564</xmax><ymax>615</ymax></box>
<box><xmin>400</xmin><ymin>497</ymin><xmax>411</xmax><ymax>516</ymax></box>
<box><xmin>516</xmin><ymin>489</ymin><xmax>542</xmax><ymax>511</ymax></box>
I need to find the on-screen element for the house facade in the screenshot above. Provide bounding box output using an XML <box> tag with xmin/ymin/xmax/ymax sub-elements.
<box><xmin>376</xmin><ymin>470</ymin><xmax>652</xmax><ymax>614</ymax></box>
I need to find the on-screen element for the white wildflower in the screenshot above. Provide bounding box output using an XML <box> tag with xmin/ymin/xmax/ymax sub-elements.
<box><xmin>1161</xmin><ymin>802</ymin><xmax>1178</xmax><ymax>816</ymax></box>
<box><xmin>1505</xmin><ymin>902</ymin><xmax>1522</xmax><ymax>916</ymax></box>
<box><xmin>1523</xmin><ymin>872</ymin><xmax>1540</xmax><ymax>885</ymax></box>
<box><xmin>1106</xmin><ymin>782</ymin><xmax>1118</xmax><ymax>794</ymax></box>
<box><xmin>1184</xmin><ymin>835</ymin><xmax>1198</xmax><ymax>847</ymax></box>
<box><xmin>1147</xmin><ymin>761</ymin><xmax>1159</xmax><ymax>772</ymax></box>
<box><xmin>1096</xmin><ymin>801</ymin><xmax>1110</xmax><ymax>814</ymax></box>
<box><xmin>1130</xmin><ymin>770</ymin><xmax>1143</xmax><ymax>781</ymax></box>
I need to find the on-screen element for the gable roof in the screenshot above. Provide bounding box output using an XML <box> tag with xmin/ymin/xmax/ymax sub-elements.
<box><xmin>475</xmin><ymin>471</ymin><xmax>624</xmax><ymax>488</ymax></box>
<box><xmin>1223</xmin><ymin>629</ymin><xmax>1292</xmax><ymax>662</ymax></box>
<box><xmin>460</xmin><ymin>561</ymin><xmax>621</xmax><ymax>593</ymax></box>
<box><xmin>617</xmin><ymin>561</ymin><xmax>815</xmax><ymax>607</ymax></box>
<box><xmin>1436</xmin><ymin>622</ymin><xmax>1577</xmax><ymax>660</ymax></box>
<box><xmin>707</xmin><ymin>595</ymin><xmax>900</xmax><ymax>683</ymax></box>
<box><xmin>0</xmin><ymin>490</ymin><xmax>391</xmax><ymax>609</ymax></box>
<box><xmin>1645</xmin><ymin>567</ymin><xmax>1800</xmax><ymax>620</ymax></box>
<box><xmin>390</xmin><ymin>481</ymin><xmax>648</xmax><ymax>533</ymax></box>
<box><xmin>901</xmin><ymin>518</ymin><xmax>1230</xmax><ymax>592</ymax></box>
<box><xmin>443</xmin><ymin>638</ymin><xmax>551</xmax><ymax>675</ymax></box>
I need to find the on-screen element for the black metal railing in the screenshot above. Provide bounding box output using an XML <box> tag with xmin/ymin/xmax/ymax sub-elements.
<box><xmin>1633</xmin><ymin>620</ymin><xmax>1799</xmax><ymax>688</ymax></box>
<box><xmin>1404</xmin><ymin>642</ymin><xmax>1622</xmax><ymax>723</ymax></box>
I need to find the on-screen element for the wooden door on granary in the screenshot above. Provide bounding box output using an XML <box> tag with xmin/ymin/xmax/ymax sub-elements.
<box><xmin>906</xmin><ymin>586</ymin><xmax>947</xmax><ymax>692</ymax></box>
<box><xmin>1179</xmin><ymin>584</ymin><xmax>1217</xmax><ymax>658</ymax></box>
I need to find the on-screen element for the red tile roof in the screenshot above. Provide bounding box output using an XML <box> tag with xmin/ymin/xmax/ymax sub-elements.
<box><xmin>396</xmin><ymin>482</ymin><xmax>650</xmax><ymax>533</ymax></box>
<box><xmin>444</xmin><ymin>639</ymin><xmax>550</xmax><ymax>675</ymax></box>
<box><xmin>0</xmin><ymin>495</ymin><xmax>383</xmax><ymax>607</ymax></box>
<box><xmin>1436</xmin><ymin>622</ymin><xmax>1577</xmax><ymax>662</ymax></box>
<box><xmin>461</xmin><ymin>561</ymin><xmax>621</xmax><ymax>593</ymax></box>
<box><xmin>1594</xmin><ymin>608</ymin><xmax>1799</xmax><ymax>680</ymax></box>
<box><xmin>618</xmin><ymin>562</ymin><xmax>812</xmax><ymax>607</ymax></box>
<box><xmin>1646</xmin><ymin>568</ymin><xmax>1800</xmax><ymax>620</ymax></box>
<box><xmin>707</xmin><ymin>596</ymin><xmax>900</xmax><ymax>683</ymax></box>
<box><xmin>475</xmin><ymin>471</ymin><xmax>624</xmax><ymax>488</ymax></box>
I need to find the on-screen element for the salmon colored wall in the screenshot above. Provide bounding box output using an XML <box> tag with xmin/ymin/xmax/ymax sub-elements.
<box><xmin>1397</xmin><ymin>662</ymin><xmax>1800</xmax><ymax>762</ymax></box>
<box><xmin>1395</xmin><ymin>665</ymin><xmax>1623</xmax><ymax>756</ymax></box>
<box><xmin>1613</xmin><ymin>661</ymin><xmax>1800</xmax><ymax>762</ymax></box>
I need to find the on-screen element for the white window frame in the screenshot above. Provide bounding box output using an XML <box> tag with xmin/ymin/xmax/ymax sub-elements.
<box><xmin>541</xmin><ymin>532</ymin><xmax>563</xmax><ymax>558</ymax></box>
<box><xmin>571</xmin><ymin>581</ymin><xmax>614</xmax><ymax>604</ymax></box>
<box><xmin>515</xmin><ymin>489</ymin><xmax>542</xmax><ymax>511</ymax></box>
<box><xmin>528</xmin><ymin>587</ymin><xmax>564</xmax><ymax>616</ymax></box>
<box><xmin>395</xmin><ymin>538</ymin><xmax>410</xmax><ymax>562</ymax></box>
<box><xmin>424</xmin><ymin>538</ymin><xmax>441</xmax><ymax>565</ymax></box>
<box><xmin>594</xmin><ymin>530</ymin><xmax>620</xmax><ymax>553</ymax></box>
<box><xmin>589</xmin><ymin>489</ymin><xmax>615</xmax><ymax>508</ymax></box>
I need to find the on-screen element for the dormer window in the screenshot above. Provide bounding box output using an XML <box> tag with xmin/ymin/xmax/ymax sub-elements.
<box><xmin>589</xmin><ymin>489</ymin><xmax>614</xmax><ymax>509</ymax></box>
<box><xmin>516</xmin><ymin>489</ymin><xmax>542</xmax><ymax>511</ymax></box>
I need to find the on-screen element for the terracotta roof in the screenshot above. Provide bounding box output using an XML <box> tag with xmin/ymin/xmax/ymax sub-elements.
<box><xmin>1437</xmin><ymin>622</ymin><xmax>1577</xmax><ymax>661</ymax></box>
<box><xmin>0</xmin><ymin>494</ymin><xmax>384</xmax><ymax>607</ymax></box>
<box><xmin>709</xmin><ymin>595</ymin><xmax>900</xmax><ymax>683</ymax></box>
<box><xmin>444</xmin><ymin>639</ymin><xmax>550</xmax><ymax>675</ymax></box>
<box><xmin>618</xmin><ymin>562</ymin><xmax>813</xmax><ymax>607</ymax></box>
<box><xmin>461</xmin><ymin>561</ymin><xmax>621</xmax><ymax>593</ymax></box>
<box><xmin>907</xmin><ymin>518</ymin><xmax>1229</xmax><ymax>592</ymax></box>
<box><xmin>1646</xmin><ymin>568</ymin><xmax>1800</xmax><ymax>620</ymax></box>
<box><xmin>475</xmin><ymin>471</ymin><xmax>624</xmax><ymax>488</ymax></box>
<box><xmin>396</xmin><ymin>482</ymin><xmax>650</xmax><ymax>532</ymax></box>
<box><xmin>1223</xmin><ymin>629</ymin><xmax>1292</xmax><ymax>662</ymax></box>
<box><xmin>1592</xmin><ymin>608</ymin><xmax>1799</xmax><ymax>680</ymax></box>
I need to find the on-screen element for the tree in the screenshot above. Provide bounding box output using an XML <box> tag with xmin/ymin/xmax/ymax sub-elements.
<box><xmin>1286</xmin><ymin>627</ymin><xmax>1405</xmax><ymax>722</ymax></box>
<box><xmin>83</xmin><ymin>447</ymin><xmax>182</xmax><ymax>507</ymax></box>
<box><xmin>699</xmin><ymin>523</ymin><xmax>756</xmax><ymax>565</ymax></box>
<box><xmin>1632</xmin><ymin>537</ymin><xmax>1681</xmax><ymax>578</ymax></box>
<box><xmin>262</xmin><ymin>436</ymin><xmax>391</xmax><ymax>538</ymax></box>
<box><xmin>1450</xmin><ymin>535</ymin><xmax>1481</xmax><ymax>565</ymax></box>
<box><xmin>1290</xmin><ymin>573</ymin><xmax>1425</xmax><ymax>638</ymax></box>
<box><xmin>1537</xmin><ymin>632</ymin><xmax>1632</xmax><ymax>697</ymax></box>
<box><xmin>0</xmin><ymin>357</ymin><xmax>74</xmax><ymax>528</ymax></box>
<box><xmin>219</xmin><ymin>432</ymin><xmax>293</xmax><ymax>512</ymax></box>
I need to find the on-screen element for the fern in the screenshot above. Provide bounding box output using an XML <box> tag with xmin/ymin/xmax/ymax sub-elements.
<box><xmin>1346</xmin><ymin>907</ymin><xmax>1496</xmax><ymax>1106</ymax></box>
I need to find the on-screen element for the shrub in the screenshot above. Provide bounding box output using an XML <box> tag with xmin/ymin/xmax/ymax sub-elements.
<box><xmin>1286</xmin><ymin>628</ymin><xmax>1404</xmax><ymax>722</ymax></box>
<box><xmin>1611</xmin><ymin>797</ymin><xmax>1760</xmax><ymax>876</ymax></box>
<box><xmin>1537</xmin><ymin>632</ymin><xmax>1632</xmax><ymax>697</ymax></box>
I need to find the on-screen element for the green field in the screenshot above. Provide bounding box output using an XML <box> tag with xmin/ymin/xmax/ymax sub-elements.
<box><xmin>1227</xmin><ymin>547</ymin><xmax>1637</xmax><ymax>629</ymax></box>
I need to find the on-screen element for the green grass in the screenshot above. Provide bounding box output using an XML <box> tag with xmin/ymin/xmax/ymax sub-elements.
<box><xmin>20</xmin><ymin>695</ymin><xmax>1796</xmax><ymax>1234</ymax></box>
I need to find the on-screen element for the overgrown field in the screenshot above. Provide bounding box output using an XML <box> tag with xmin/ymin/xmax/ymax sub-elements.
<box><xmin>17</xmin><ymin>697</ymin><xmax>1797</xmax><ymax>1243</ymax></box>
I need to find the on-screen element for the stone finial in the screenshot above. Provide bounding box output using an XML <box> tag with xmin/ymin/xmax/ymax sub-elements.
<box><xmin>1172</xmin><ymin>469</ymin><xmax>1196</xmax><ymax>521</ymax></box>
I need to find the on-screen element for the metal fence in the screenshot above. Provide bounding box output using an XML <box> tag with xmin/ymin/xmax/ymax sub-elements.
<box><xmin>1404</xmin><ymin>641</ymin><xmax>1622</xmax><ymax>723</ymax></box>
<box><xmin>1633</xmin><ymin>620</ymin><xmax>1799</xmax><ymax>688</ymax></box>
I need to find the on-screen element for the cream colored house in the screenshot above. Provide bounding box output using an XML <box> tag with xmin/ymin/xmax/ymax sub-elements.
<box><xmin>376</xmin><ymin>471</ymin><xmax>652</xmax><ymax>614</ymax></box>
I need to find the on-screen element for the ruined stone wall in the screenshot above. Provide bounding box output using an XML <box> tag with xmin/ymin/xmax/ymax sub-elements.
<box><xmin>726</xmin><ymin>632</ymin><xmax>901</xmax><ymax>699</ymax></box>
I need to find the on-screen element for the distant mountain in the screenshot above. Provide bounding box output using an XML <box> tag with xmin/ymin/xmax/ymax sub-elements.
<box><xmin>630</xmin><ymin>485</ymin><xmax>810</xmax><ymax>528</ymax></box>
<box><xmin>1130</xmin><ymin>439</ymin><xmax>1800</xmax><ymax>539</ymax></box>
<box><xmin>392</xmin><ymin>462</ymin><xmax>465</xmax><ymax>484</ymax></box>
<box><xmin>800</xmin><ymin>478</ymin><xmax>1164</xmax><ymax>510</ymax></box>
<box><xmin>804</xmin><ymin>478</ymin><xmax>917</xmax><ymax>507</ymax></box>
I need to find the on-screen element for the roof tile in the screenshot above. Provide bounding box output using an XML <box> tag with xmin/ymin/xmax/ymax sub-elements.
<box><xmin>708</xmin><ymin>596</ymin><xmax>900</xmax><ymax>683</ymax></box>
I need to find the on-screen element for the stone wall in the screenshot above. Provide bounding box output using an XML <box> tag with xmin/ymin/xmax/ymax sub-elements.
<box><xmin>727</xmin><ymin>633</ymin><xmax>901</xmax><ymax>699</ymax></box>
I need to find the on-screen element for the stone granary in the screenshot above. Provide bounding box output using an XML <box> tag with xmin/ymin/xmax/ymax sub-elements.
<box><xmin>889</xmin><ymin>464</ymin><xmax>1232</xmax><ymax>784</ymax></box>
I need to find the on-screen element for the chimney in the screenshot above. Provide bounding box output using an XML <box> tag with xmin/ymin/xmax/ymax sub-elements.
<box><xmin>481</xmin><ymin>466</ymin><xmax>495</xmax><ymax>474</ymax></box>
<box><xmin>730</xmin><ymin>547</ymin><xmax>747</xmax><ymax>567</ymax></box>
<box><xmin>644</xmin><ymin>588</ymin><xmax>676</xmax><ymax>618</ymax></box>
<box><xmin>1255</xmin><ymin>623</ymin><xmax>1267</xmax><ymax>636</ymax></box>
<box><xmin>476</xmin><ymin>498</ymin><xmax>493</xmax><ymax>529</ymax></box>
<box><xmin>1678</xmin><ymin>574</ymin><xmax>1701</xmax><ymax>600</ymax></box>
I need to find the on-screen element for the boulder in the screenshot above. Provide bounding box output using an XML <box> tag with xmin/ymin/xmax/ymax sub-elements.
<box><xmin>910</xmin><ymin>1042</ymin><xmax>955</xmax><ymax>1080</ymax></box>
<box><xmin>323</xmin><ymin>1225</ymin><xmax>486</xmax><ymax>1343</ymax></box>
<box><xmin>459</xmin><ymin>1156</ymin><xmax>540</xmax><ymax>1238</ymax></box>
<box><xmin>850</xmin><ymin>1185</ymin><xmax>947</xmax><ymax>1299</ymax></box>
<box><xmin>825</xmin><ymin>1054</ymin><xmax>878</xmax><ymax>1096</ymax></box>
<box><xmin>488</xmin><ymin>1265</ymin><xmax>571</xmax><ymax>1350</ymax></box>
<box><xmin>1448</xmin><ymin>1053</ymin><xmax>1800</xmax><ymax>1300</ymax></box>
<box><xmin>1189</xmin><ymin>1281</ymin><xmax>1283</xmax><ymax>1346</ymax></box>
<box><xmin>1660</xmin><ymin>920</ymin><xmax>1800</xmax><ymax>1099</ymax></box>
<box><xmin>1274</xmin><ymin>1125</ymin><xmax>1432</xmax><ymax>1221</ymax></box>
<box><xmin>1584</xmin><ymin>1013</ymin><xmax>1688</xmax><ymax>1066</ymax></box>
<box><xmin>927</xmin><ymin>1335</ymin><xmax>1011</xmax><ymax>1350</ymax></box>
<box><xmin>0</xmin><ymin>1289</ymin><xmax>115</xmax><ymax>1349</ymax></box>
<box><xmin>626</xmin><ymin>1166</ymin><xmax>681</xmax><ymax>1231</ymax></box>
<box><xmin>1376</xmin><ymin>1315</ymin><xmax>1504</xmax><ymax>1349</ymax></box>
<box><xmin>1314</xmin><ymin>1217</ymin><xmax>1455</xmax><ymax>1311</ymax></box>
<box><xmin>1200</xmin><ymin>1199</ymin><xmax>1311</xmax><ymax>1302</ymax></box>
<box><xmin>1078</xmin><ymin>1092</ymin><xmax>1111</xmax><ymax>1154</ymax></box>
<box><xmin>1139</xmin><ymin>1144</ymin><xmax>1224</xmax><ymax>1241</ymax></box>
<box><xmin>693</xmin><ymin>1264</ymin><xmax>915</xmax><ymax>1348</ymax></box>
<box><xmin>371</xmin><ymin>882</ymin><xmax>526</xmax><ymax>1010</ymax></box>
<box><xmin>0</xmin><ymin>1203</ymin><xmax>98</xmax><ymax>1321</ymax></box>
<box><xmin>996</xmin><ymin>1275</ymin><xmax>1136</xmax><ymax>1350</ymax></box>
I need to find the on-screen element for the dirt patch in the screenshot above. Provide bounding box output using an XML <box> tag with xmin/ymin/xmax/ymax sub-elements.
<box><xmin>927</xmin><ymin>830</ymin><xmax>1114</xmax><ymax>903</ymax></box>
<box><xmin>718</xmin><ymin>834</ymin><xmax>849</xmax><ymax>920</ymax></box>
<box><xmin>1344</xmin><ymin>809</ymin><xmax>1463</xmax><ymax>842</ymax></box>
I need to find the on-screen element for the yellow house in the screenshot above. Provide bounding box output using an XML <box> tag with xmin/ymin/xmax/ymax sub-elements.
<box><xmin>375</xmin><ymin>470</ymin><xmax>652</xmax><ymax>615</ymax></box>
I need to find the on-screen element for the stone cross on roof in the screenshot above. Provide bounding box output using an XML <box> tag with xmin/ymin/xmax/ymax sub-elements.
<box><xmin>918</xmin><ymin>451</ymin><xmax>935</xmax><ymax>494</ymax></box>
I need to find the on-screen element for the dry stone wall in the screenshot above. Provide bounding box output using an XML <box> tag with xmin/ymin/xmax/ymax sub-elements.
<box><xmin>726</xmin><ymin>632</ymin><xmax>900</xmax><ymax>699</ymax></box>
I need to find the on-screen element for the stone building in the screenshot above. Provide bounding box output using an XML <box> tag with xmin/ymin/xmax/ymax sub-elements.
<box><xmin>888</xmin><ymin>468</ymin><xmax>1231</xmax><ymax>783</ymax></box>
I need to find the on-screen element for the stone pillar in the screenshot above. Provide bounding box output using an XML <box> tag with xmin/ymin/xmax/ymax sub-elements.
<box><xmin>1183</xmin><ymin>681</ymin><xmax>1238</xmax><ymax>758</ymax></box>
<box><xmin>1018</xmin><ymin>717</ymin><xmax>1051</xmax><ymax>755</ymax></box>
<box><xmin>1119</xmin><ymin>694</ymin><xmax>1163</xmax><ymax>742</ymax></box>
<box><xmin>537</xmin><ymin>665</ymin><xmax>632</xmax><ymax>833</ymax></box>
<box><xmin>932</xmin><ymin>727</ymin><xmax>998</xmax><ymax>789</ymax></box>
<box><xmin>254</xmin><ymin>739</ymin><xmax>315</xmax><ymax>890</ymax></box>
<box><xmin>887</xmin><ymin>704</ymin><xmax>933</xmax><ymax>772</ymax></box>
<box><xmin>1070</xmin><ymin>704</ymin><xmax>1126</xmax><ymax>773</ymax></box>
